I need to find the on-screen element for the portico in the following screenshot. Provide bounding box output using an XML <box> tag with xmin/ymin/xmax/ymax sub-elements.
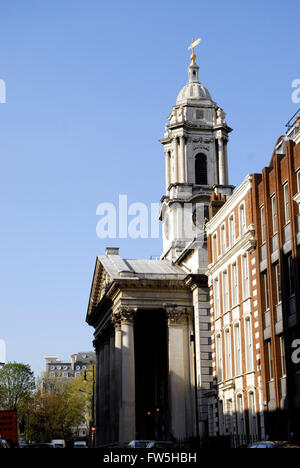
<box><xmin>87</xmin><ymin>250</ymin><xmax>197</xmax><ymax>446</ymax></box>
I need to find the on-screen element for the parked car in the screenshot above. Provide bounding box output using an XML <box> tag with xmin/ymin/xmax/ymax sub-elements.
<box><xmin>128</xmin><ymin>440</ymin><xmax>152</xmax><ymax>448</ymax></box>
<box><xmin>74</xmin><ymin>441</ymin><xmax>87</xmax><ymax>448</ymax></box>
<box><xmin>26</xmin><ymin>443</ymin><xmax>54</xmax><ymax>449</ymax></box>
<box><xmin>51</xmin><ymin>439</ymin><xmax>66</xmax><ymax>448</ymax></box>
<box><xmin>248</xmin><ymin>441</ymin><xmax>300</xmax><ymax>448</ymax></box>
<box><xmin>147</xmin><ymin>441</ymin><xmax>176</xmax><ymax>449</ymax></box>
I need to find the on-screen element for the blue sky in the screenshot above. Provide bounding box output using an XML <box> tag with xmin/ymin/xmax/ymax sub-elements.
<box><xmin>0</xmin><ymin>0</ymin><xmax>299</xmax><ymax>376</ymax></box>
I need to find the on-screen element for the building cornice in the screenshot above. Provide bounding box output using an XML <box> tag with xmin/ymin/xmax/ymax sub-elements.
<box><xmin>206</xmin><ymin>226</ymin><xmax>257</xmax><ymax>277</ymax></box>
<box><xmin>294</xmin><ymin>192</ymin><xmax>300</xmax><ymax>204</ymax></box>
<box><xmin>206</xmin><ymin>175</ymin><xmax>253</xmax><ymax>234</ymax></box>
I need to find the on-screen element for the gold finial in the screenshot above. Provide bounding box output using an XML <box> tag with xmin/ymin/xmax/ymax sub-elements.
<box><xmin>188</xmin><ymin>37</ymin><xmax>202</xmax><ymax>65</ymax></box>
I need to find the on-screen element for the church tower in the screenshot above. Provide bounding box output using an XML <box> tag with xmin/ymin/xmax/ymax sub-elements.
<box><xmin>160</xmin><ymin>40</ymin><xmax>234</xmax><ymax>264</ymax></box>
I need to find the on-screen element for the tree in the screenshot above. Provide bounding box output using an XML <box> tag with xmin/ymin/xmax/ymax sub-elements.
<box><xmin>26</xmin><ymin>373</ymin><xmax>93</xmax><ymax>443</ymax></box>
<box><xmin>0</xmin><ymin>362</ymin><xmax>35</xmax><ymax>411</ymax></box>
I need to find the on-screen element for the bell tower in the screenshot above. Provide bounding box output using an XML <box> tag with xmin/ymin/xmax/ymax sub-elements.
<box><xmin>160</xmin><ymin>39</ymin><xmax>234</xmax><ymax>263</ymax></box>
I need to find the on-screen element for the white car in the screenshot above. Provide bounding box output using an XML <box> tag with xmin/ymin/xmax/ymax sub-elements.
<box><xmin>74</xmin><ymin>441</ymin><xmax>87</xmax><ymax>448</ymax></box>
<box><xmin>51</xmin><ymin>439</ymin><xmax>66</xmax><ymax>448</ymax></box>
<box><xmin>128</xmin><ymin>440</ymin><xmax>152</xmax><ymax>448</ymax></box>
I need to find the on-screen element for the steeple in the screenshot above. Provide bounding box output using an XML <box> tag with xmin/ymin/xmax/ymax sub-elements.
<box><xmin>159</xmin><ymin>40</ymin><xmax>234</xmax><ymax>263</ymax></box>
<box><xmin>188</xmin><ymin>61</ymin><xmax>199</xmax><ymax>83</ymax></box>
<box><xmin>188</xmin><ymin>37</ymin><xmax>201</xmax><ymax>82</ymax></box>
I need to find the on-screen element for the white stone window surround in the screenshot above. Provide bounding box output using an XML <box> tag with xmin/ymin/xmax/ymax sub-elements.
<box><xmin>231</xmin><ymin>261</ymin><xmax>239</xmax><ymax>308</ymax></box>
<box><xmin>222</xmin><ymin>269</ymin><xmax>230</xmax><ymax>313</ymax></box>
<box><xmin>224</xmin><ymin>326</ymin><xmax>232</xmax><ymax>380</ymax></box>
<box><xmin>248</xmin><ymin>389</ymin><xmax>258</xmax><ymax>437</ymax></box>
<box><xmin>216</xmin><ymin>333</ymin><xmax>223</xmax><ymax>382</ymax></box>
<box><xmin>229</xmin><ymin>212</ymin><xmax>236</xmax><ymax>248</ymax></box>
<box><xmin>214</xmin><ymin>276</ymin><xmax>221</xmax><ymax>318</ymax></box>
<box><xmin>220</xmin><ymin>222</ymin><xmax>227</xmax><ymax>255</ymax></box>
<box><xmin>212</xmin><ymin>231</ymin><xmax>218</xmax><ymax>263</ymax></box>
<box><xmin>233</xmin><ymin>320</ymin><xmax>242</xmax><ymax>377</ymax></box>
<box><xmin>236</xmin><ymin>393</ymin><xmax>246</xmax><ymax>435</ymax></box>
<box><xmin>238</xmin><ymin>201</ymin><xmax>247</xmax><ymax>238</ymax></box>
<box><xmin>241</xmin><ymin>253</ymin><xmax>250</xmax><ymax>301</ymax></box>
<box><xmin>244</xmin><ymin>315</ymin><xmax>254</xmax><ymax>373</ymax></box>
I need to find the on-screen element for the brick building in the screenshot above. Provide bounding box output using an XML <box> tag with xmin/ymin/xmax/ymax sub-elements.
<box><xmin>206</xmin><ymin>116</ymin><xmax>300</xmax><ymax>443</ymax></box>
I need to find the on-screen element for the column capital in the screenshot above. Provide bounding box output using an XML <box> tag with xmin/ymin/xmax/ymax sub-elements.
<box><xmin>93</xmin><ymin>338</ymin><xmax>101</xmax><ymax>350</ymax></box>
<box><xmin>112</xmin><ymin>311</ymin><xmax>122</xmax><ymax>330</ymax></box>
<box><xmin>164</xmin><ymin>304</ymin><xmax>192</xmax><ymax>325</ymax></box>
<box><xmin>118</xmin><ymin>306</ymin><xmax>138</xmax><ymax>325</ymax></box>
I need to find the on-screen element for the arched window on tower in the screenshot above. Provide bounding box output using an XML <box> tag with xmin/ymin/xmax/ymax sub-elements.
<box><xmin>195</xmin><ymin>153</ymin><xmax>207</xmax><ymax>185</ymax></box>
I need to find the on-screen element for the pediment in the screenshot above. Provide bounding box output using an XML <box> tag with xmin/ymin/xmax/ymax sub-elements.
<box><xmin>87</xmin><ymin>258</ymin><xmax>113</xmax><ymax>318</ymax></box>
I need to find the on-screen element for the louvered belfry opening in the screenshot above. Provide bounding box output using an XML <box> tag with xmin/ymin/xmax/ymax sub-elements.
<box><xmin>195</xmin><ymin>153</ymin><xmax>207</xmax><ymax>185</ymax></box>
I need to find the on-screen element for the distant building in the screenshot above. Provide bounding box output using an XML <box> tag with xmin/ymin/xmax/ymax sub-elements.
<box><xmin>44</xmin><ymin>352</ymin><xmax>96</xmax><ymax>378</ymax></box>
<box><xmin>206</xmin><ymin>115</ymin><xmax>300</xmax><ymax>442</ymax></box>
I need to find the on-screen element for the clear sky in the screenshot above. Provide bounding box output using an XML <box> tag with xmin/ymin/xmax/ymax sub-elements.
<box><xmin>0</xmin><ymin>0</ymin><xmax>299</xmax><ymax>376</ymax></box>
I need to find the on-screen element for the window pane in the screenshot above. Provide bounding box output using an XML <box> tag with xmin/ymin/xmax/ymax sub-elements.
<box><xmin>283</xmin><ymin>183</ymin><xmax>290</xmax><ymax>224</ymax></box>
<box><xmin>239</xmin><ymin>205</ymin><xmax>246</xmax><ymax>236</ymax></box>
<box><xmin>229</xmin><ymin>216</ymin><xmax>235</xmax><ymax>247</ymax></box>
<box><xmin>260</xmin><ymin>205</ymin><xmax>265</xmax><ymax>243</ymax></box>
<box><xmin>271</xmin><ymin>196</ymin><xmax>277</xmax><ymax>234</ymax></box>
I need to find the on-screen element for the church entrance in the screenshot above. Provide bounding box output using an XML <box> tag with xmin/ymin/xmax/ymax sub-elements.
<box><xmin>134</xmin><ymin>309</ymin><xmax>169</xmax><ymax>441</ymax></box>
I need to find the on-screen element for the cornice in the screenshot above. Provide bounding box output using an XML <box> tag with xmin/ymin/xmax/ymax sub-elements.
<box><xmin>206</xmin><ymin>175</ymin><xmax>253</xmax><ymax>233</ymax></box>
<box><xmin>185</xmin><ymin>274</ymin><xmax>208</xmax><ymax>290</ymax></box>
<box><xmin>206</xmin><ymin>227</ymin><xmax>257</xmax><ymax>277</ymax></box>
<box><xmin>294</xmin><ymin>192</ymin><xmax>300</xmax><ymax>204</ymax></box>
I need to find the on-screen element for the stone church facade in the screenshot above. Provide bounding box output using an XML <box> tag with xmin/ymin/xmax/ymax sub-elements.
<box><xmin>86</xmin><ymin>49</ymin><xmax>234</xmax><ymax>446</ymax></box>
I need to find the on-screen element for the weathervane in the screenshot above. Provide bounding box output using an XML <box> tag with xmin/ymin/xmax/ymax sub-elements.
<box><xmin>188</xmin><ymin>37</ymin><xmax>202</xmax><ymax>65</ymax></box>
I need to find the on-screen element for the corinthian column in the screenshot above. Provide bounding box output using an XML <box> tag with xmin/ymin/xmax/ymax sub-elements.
<box><xmin>165</xmin><ymin>152</ymin><xmax>171</xmax><ymax>191</ymax></box>
<box><xmin>119</xmin><ymin>307</ymin><xmax>137</xmax><ymax>445</ymax></box>
<box><xmin>112</xmin><ymin>312</ymin><xmax>122</xmax><ymax>443</ymax></box>
<box><xmin>93</xmin><ymin>338</ymin><xmax>101</xmax><ymax>448</ymax></box>
<box><xmin>109</xmin><ymin>330</ymin><xmax>115</xmax><ymax>442</ymax></box>
<box><xmin>174</xmin><ymin>138</ymin><xmax>179</xmax><ymax>183</ymax></box>
<box><xmin>218</xmin><ymin>135</ymin><xmax>225</xmax><ymax>185</ymax></box>
<box><xmin>98</xmin><ymin>341</ymin><xmax>105</xmax><ymax>445</ymax></box>
<box><xmin>164</xmin><ymin>304</ymin><xmax>195</xmax><ymax>441</ymax></box>
<box><xmin>180</xmin><ymin>136</ymin><xmax>186</xmax><ymax>183</ymax></box>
